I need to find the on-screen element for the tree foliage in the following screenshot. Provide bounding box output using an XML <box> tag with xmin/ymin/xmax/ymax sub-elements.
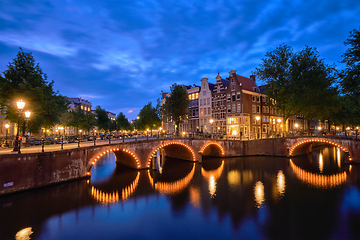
<box><xmin>116</xmin><ymin>112</ymin><xmax>132</xmax><ymax>131</ymax></box>
<box><xmin>0</xmin><ymin>48</ymin><xmax>69</xmax><ymax>133</ymax></box>
<box><xmin>340</xmin><ymin>26</ymin><xmax>360</xmax><ymax>126</ymax></box>
<box><xmin>138</xmin><ymin>101</ymin><xmax>161</xmax><ymax>132</ymax></box>
<box><xmin>95</xmin><ymin>106</ymin><xmax>110</xmax><ymax>132</ymax></box>
<box><xmin>256</xmin><ymin>45</ymin><xmax>339</xmax><ymax>131</ymax></box>
<box><xmin>162</xmin><ymin>83</ymin><xmax>190</xmax><ymax>136</ymax></box>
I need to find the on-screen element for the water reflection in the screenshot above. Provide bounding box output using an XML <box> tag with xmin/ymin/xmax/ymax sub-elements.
<box><xmin>15</xmin><ymin>227</ymin><xmax>33</xmax><ymax>240</ymax></box>
<box><xmin>1</xmin><ymin>148</ymin><xmax>359</xmax><ymax>240</ymax></box>
<box><xmin>201</xmin><ymin>160</ymin><xmax>224</xmax><ymax>198</ymax></box>
<box><xmin>254</xmin><ymin>181</ymin><xmax>265</xmax><ymax>208</ymax></box>
<box><xmin>276</xmin><ymin>170</ymin><xmax>286</xmax><ymax>197</ymax></box>
<box><xmin>290</xmin><ymin>160</ymin><xmax>347</xmax><ymax>189</ymax></box>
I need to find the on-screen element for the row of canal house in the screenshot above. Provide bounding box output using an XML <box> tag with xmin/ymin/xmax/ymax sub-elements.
<box><xmin>162</xmin><ymin>70</ymin><xmax>308</xmax><ymax>139</ymax></box>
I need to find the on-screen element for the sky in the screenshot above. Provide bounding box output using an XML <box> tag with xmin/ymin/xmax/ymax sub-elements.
<box><xmin>0</xmin><ymin>0</ymin><xmax>359</xmax><ymax>120</ymax></box>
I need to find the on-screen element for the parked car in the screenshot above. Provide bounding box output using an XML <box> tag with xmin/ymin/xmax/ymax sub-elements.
<box><xmin>34</xmin><ymin>139</ymin><xmax>41</xmax><ymax>145</ymax></box>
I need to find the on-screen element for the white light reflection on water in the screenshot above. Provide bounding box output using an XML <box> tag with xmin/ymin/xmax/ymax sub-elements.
<box><xmin>254</xmin><ymin>181</ymin><xmax>265</xmax><ymax>208</ymax></box>
<box><xmin>277</xmin><ymin>170</ymin><xmax>285</xmax><ymax>197</ymax></box>
<box><xmin>319</xmin><ymin>152</ymin><xmax>324</xmax><ymax>173</ymax></box>
<box><xmin>337</xmin><ymin>147</ymin><xmax>341</xmax><ymax>168</ymax></box>
<box><xmin>15</xmin><ymin>227</ymin><xmax>32</xmax><ymax>240</ymax></box>
<box><xmin>209</xmin><ymin>175</ymin><xmax>217</xmax><ymax>198</ymax></box>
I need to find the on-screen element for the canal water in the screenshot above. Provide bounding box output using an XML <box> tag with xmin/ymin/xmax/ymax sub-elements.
<box><xmin>1</xmin><ymin>146</ymin><xmax>359</xmax><ymax>240</ymax></box>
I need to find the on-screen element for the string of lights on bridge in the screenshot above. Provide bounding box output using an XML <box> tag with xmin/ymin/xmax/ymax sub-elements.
<box><xmin>289</xmin><ymin>138</ymin><xmax>352</xmax><ymax>161</ymax></box>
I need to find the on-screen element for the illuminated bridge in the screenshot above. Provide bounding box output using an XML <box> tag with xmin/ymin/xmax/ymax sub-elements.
<box><xmin>0</xmin><ymin>137</ymin><xmax>359</xmax><ymax>195</ymax></box>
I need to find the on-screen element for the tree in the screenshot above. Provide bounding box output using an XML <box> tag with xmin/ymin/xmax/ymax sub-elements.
<box><xmin>0</xmin><ymin>48</ymin><xmax>69</xmax><ymax>133</ymax></box>
<box><xmin>116</xmin><ymin>112</ymin><xmax>132</xmax><ymax>131</ymax></box>
<box><xmin>162</xmin><ymin>83</ymin><xmax>190</xmax><ymax>136</ymax></box>
<box><xmin>138</xmin><ymin>101</ymin><xmax>161</xmax><ymax>134</ymax></box>
<box><xmin>290</xmin><ymin>46</ymin><xmax>338</xmax><ymax>131</ymax></box>
<box><xmin>340</xmin><ymin>26</ymin><xmax>360</xmax><ymax>126</ymax></box>
<box><xmin>95</xmin><ymin>106</ymin><xmax>110</xmax><ymax>132</ymax></box>
<box><xmin>255</xmin><ymin>44</ymin><xmax>298</xmax><ymax>124</ymax></box>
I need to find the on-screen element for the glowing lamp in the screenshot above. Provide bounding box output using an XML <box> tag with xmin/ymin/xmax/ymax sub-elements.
<box><xmin>16</xmin><ymin>100</ymin><xmax>25</xmax><ymax>110</ymax></box>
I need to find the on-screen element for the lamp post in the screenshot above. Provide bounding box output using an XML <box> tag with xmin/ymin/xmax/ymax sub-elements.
<box><xmin>24</xmin><ymin>111</ymin><xmax>31</xmax><ymax>147</ymax></box>
<box><xmin>256</xmin><ymin>116</ymin><xmax>260</xmax><ymax>139</ymax></box>
<box><xmin>295</xmin><ymin>123</ymin><xmax>298</xmax><ymax>136</ymax></box>
<box><xmin>277</xmin><ymin>118</ymin><xmax>282</xmax><ymax>137</ymax></box>
<box><xmin>158</xmin><ymin>127</ymin><xmax>162</xmax><ymax>139</ymax></box>
<box><xmin>13</xmin><ymin>100</ymin><xmax>25</xmax><ymax>153</ymax></box>
<box><xmin>5</xmin><ymin>123</ymin><xmax>10</xmax><ymax>147</ymax></box>
<box><xmin>209</xmin><ymin>118</ymin><xmax>214</xmax><ymax>139</ymax></box>
<box><xmin>58</xmin><ymin>126</ymin><xmax>64</xmax><ymax>150</ymax></box>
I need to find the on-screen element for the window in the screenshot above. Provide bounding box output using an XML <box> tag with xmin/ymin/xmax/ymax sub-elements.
<box><xmin>252</xmin><ymin>96</ymin><xmax>255</xmax><ymax>102</ymax></box>
<box><xmin>237</xmin><ymin>103</ymin><xmax>241</xmax><ymax>113</ymax></box>
<box><xmin>232</xmin><ymin>93</ymin><xmax>235</xmax><ymax>102</ymax></box>
<box><xmin>203</xmin><ymin>91</ymin><xmax>206</xmax><ymax>96</ymax></box>
<box><xmin>207</xmin><ymin>98</ymin><xmax>210</xmax><ymax>105</ymax></box>
<box><xmin>228</xmin><ymin>105</ymin><xmax>231</xmax><ymax>113</ymax></box>
<box><xmin>252</xmin><ymin>105</ymin><xmax>256</xmax><ymax>113</ymax></box>
<box><xmin>231</xmin><ymin>85</ymin><xmax>235</xmax><ymax>90</ymax></box>
<box><xmin>232</xmin><ymin>104</ymin><xmax>235</xmax><ymax>113</ymax></box>
<box><xmin>231</xmin><ymin>78</ymin><xmax>235</xmax><ymax>83</ymax></box>
<box><xmin>200</xmin><ymin>108</ymin><xmax>203</xmax><ymax>115</ymax></box>
<box><xmin>217</xmin><ymin>87</ymin><xmax>220</xmax><ymax>93</ymax></box>
<box><xmin>208</xmin><ymin>107</ymin><xmax>210</xmax><ymax>115</ymax></box>
<box><xmin>200</xmin><ymin>99</ymin><xmax>203</xmax><ymax>106</ymax></box>
<box><xmin>237</xmin><ymin>92</ymin><xmax>241</xmax><ymax>99</ymax></box>
<box><xmin>204</xmin><ymin>108</ymin><xmax>207</xmax><ymax>115</ymax></box>
<box><xmin>256</xmin><ymin>96</ymin><xmax>260</xmax><ymax>102</ymax></box>
<box><xmin>263</xmin><ymin>106</ymin><xmax>266</xmax><ymax>113</ymax></box>
<box><xmin>257</xmin><ymin>106</ymin><xmax>260</xmax><ymax>113</ymax></box>
<box><xmin>227</xmin><ymin>94</ymin><xmax>230</xmax><ymax>101</ymax></box>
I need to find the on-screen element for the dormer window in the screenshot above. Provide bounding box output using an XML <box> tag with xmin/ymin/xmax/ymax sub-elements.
<box><xmin>253</xmin><ymin>87</ymin><xmax>257</xmax><ymax>92</ymax></box>
<box><xmin>231</xmin><ymin>78</ymin><xmax>234</xmax><ymax>83</ymax></box>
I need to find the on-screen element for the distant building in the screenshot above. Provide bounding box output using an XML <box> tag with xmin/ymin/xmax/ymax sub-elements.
<box><xmin>68</xmin><ymin>97</ymin><xmax>92</xmax><ymax>112</ymax></box>
<box><xmin>107</xmin><ymin>111</ymin><xmax>116</xmax><ymax>121</ymax></box>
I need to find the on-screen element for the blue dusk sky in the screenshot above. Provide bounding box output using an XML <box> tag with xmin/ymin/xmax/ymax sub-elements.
<box><xmin>0</xmin><ymin>0</ymin><xmax>359</xmax><ymax>120</ymax></box>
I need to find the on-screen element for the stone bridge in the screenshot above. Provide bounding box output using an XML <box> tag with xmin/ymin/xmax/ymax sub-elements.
<box><xmin>1</xmin><ymin>137</ymin><xmax>359</xmax><ymax>195</ymax></box>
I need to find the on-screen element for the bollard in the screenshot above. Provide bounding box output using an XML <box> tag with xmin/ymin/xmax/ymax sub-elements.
<box><xmin>42</xmin><ymin>139</ymin><xmax>44</xmax><ymax>152</ymax></box>
<box><xmin>94</xmin><ymin>137</ymin><xmax>96</xmax><ymax>146</ymax></box>
<box><xmin>61</xmin><ymin>136</ymin><xmax>63</xmax><ymax>150</ymax></box>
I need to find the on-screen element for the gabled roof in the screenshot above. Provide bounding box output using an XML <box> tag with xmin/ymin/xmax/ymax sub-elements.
<box><xmin>221</xmin><ymin>78</ymin><xmax>229</xmax><ymax>88</ymax></box>
<box><xmin>235</xmin><ymin>75</ymin><xmax>259</xmax><ymax>93</ymax></box>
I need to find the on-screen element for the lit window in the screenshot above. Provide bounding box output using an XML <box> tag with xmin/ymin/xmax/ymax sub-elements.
<box><xmin>252</xmin><ymin>105</ymin><xmax>256</xmax><ymax>113</ymax></box>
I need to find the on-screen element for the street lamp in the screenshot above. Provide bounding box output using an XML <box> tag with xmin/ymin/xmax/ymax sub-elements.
<box><xmin>277</xmin><ymin>118</ymin><xmax>282</xmax><ymax>137</ymax></box>
<box><xmin>294</xmin><ymin>123</ymin><xmax>299</xmax><ymax>136</ymax></box>
<box><xmin>5</xmin><ymin>123</ymin><xmax>10</xmax><ymax>147</ymax></box>
<box><xmin>13</xmin><ymin>100</ymin><xmax>25</xmax><ymax>153</ymax></box>
<box><xmin>210</xmin><ymin>118</ymin><xmax>214</xmax><ymax>139</ymax></box>
<box><xmin>25</xmin><ymin>111</ymin><xmax>31</xmax><ymax>147</ymax></box>
<box><xmin>256</xmin><ymin>116</ymin><xmax>260</xmax><ymax>139</ymax></box>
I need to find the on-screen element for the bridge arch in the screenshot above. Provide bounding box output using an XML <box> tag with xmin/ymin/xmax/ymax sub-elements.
<box><xmin>86</xmin><ymin>148</ymin><xmax>141</xmax><ymax>174</ymax></box>
<box><xmin>146</xmin><ymin>141</ymin><xmax>196</xmax><ymax>168</ymax></box>
<box><xmin>200</xmin><ymin>142</ymin><xmax>225</xmax><ymax>157</ymax></box>
<box><xmin>289</xmin><ymin>138</ymin><xmax>353</xmax><ymax>161</ymax></box>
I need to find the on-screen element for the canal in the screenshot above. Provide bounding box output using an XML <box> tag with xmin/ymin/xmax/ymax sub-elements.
<box><xmin>1</xmin><ymin>145</ymin><xmax>359</xmax><ymax>239</ymax></box>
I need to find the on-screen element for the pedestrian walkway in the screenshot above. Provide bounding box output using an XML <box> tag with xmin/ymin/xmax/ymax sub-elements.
<box><xmin>0</xmin><ymin>137</ymin><xmax>158</xmax><ymax>155</ymax></box>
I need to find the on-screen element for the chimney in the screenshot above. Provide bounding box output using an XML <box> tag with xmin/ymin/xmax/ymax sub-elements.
<box><xmin>250</xmin><ymin>75</ymin><xmax>256</xmax><ymax>82</ymax></box>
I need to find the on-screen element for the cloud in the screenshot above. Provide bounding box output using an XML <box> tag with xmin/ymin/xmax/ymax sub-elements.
<box><xmin>0</xmin><ymin>0</ymin><xmax>359</xmax><ymax>118</ymax></box>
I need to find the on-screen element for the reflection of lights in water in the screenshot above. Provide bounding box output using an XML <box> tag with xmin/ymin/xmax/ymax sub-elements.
<box><xmin>227</xmin><ymin>170</ymin><xmax>240</xmax><ymax>188</ymax></box>
<box><xmin>254</xmin><ymin>181</ymin><xmax>265</xmax><ymax>208</ymax></box>
<box><xmin>189</xmin><ymin>186</ymin><xmax>201</xmax><ymax>208</ymax></box>
<box><xmin>201</xmin><ymin>161</ymin><xmax>224</xmax><ymax>198</ymax></box>
<box><xmin>201</xmin><ymin>161</ymin><xmax>224</xmax><ymax>180</ymax></box>
<box><xmin>209</xmin><ymin>175</ymin><xmax>217</xmax><ymax>198</ymax></box>
<box><xmin>91</xmin><ymin>172</ymin><xmax>140</xmax><ymax>204</ymax></box>
<box><xmin>319</xmin><ymin>152</ymin><xmax>323</xmax><ymax>173</ymax></box>
<box><xmin>277</xmin><ymin>170</ymin><xmax>285</xmax><ymax>197</ymax></box>
<box><xmin>337</xmin><ymin>148</ymin><xmax>341</xmax><ymax>168</ymax></box>
<box><xmin>290</xmin><ymin>160</ymin><xmax>347</xmax><ymax>189</ymax></box>
<box><xmin>148</xmin><ymin>163</ymin><xmax>195</xmax><ymax>195</ymax></box>
<box><xmin>15</xmin><ymin>227</ymin><xmax>33</xmax><ymax>240</ymax></box>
